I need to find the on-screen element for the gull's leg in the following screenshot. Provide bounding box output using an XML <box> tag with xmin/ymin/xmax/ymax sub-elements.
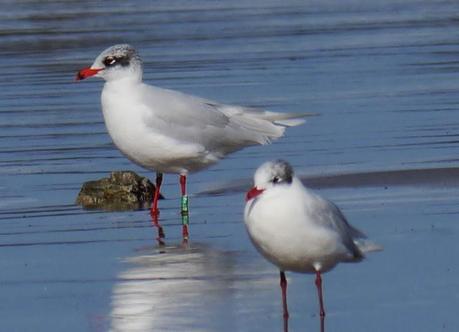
<box><xmin>150</xmin><ymin>173</ymin><xmax>165</xmax><ymax>244</ymax></box>
<box><xmin>180</xmin><ymin>174</ymin><xmax>189</xmax><ymax>241</ymax></box>
<box><xmin>315</xmin><ymin>270</ymin><xmax>326</xmax><ymax>318</ymax></box>
<box><xmin>150</xmin><ymin>172</ymin><xmax>163</xmax><ymax>216</ymax></box>
<box><xmin>280</xmin><ymin>271</ymin><xmax>289</xmax><ymax>319</ymax></box>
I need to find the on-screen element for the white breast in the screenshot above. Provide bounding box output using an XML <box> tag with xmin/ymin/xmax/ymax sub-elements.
<box><xmin>100</xmin><ymin>80</ymin><xmax>214</xmax><ymax>174</ymax></box>
<box><xmin>244</xmin><ymin>180</ymin><xmax>353</xmax><ymax>273</ymax></box>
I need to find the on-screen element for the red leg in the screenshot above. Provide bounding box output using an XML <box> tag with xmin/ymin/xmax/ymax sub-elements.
<box><xmin>315</xmin><ymin>270</ymin><xmax>326</xmax><ymax>318</ymax></box>
<box><xmin>179</xmin><ymin>174</ymin><xmax>189</xmax><ymax>240</ymax></box>
<box><xmin>280</xmin><ymin>271</ymin><xmax>289</xmax><ymax>319</ymax></box>
<box><xmin>150</xmin><ymin>172</ymin><xmax>163</xmax><ymax>217</ymax></box>
<box><xmin>149</xmin><ymin>173</ymin><xmax>165</xmax><ymax>244</ymax></box>
<box><xmin>180</xmin><ymin>174</ymin><xmax>186</xmax><ymax>196</ymax></box>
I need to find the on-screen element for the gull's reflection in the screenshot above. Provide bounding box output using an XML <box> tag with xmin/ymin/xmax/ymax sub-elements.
<box><xmin>149</xmin><ymin>213</ymin><xmax>165</xmax><ymax>246</ymax></box>
<box><xmin>109</xmin><ymin>244</ymin><xmax>273</xmax><ymax>331</ymax></box>
<box><xmin>109</xmin><ymin>244</ymin><xmax>325</xmax><ymax>332</ymax></box>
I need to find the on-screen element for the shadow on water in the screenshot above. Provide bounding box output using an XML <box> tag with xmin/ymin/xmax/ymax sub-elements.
<box><xmin>197</xmin><ymin>166</ymin><xmax>459</xmax><ymax>197</ymax></box>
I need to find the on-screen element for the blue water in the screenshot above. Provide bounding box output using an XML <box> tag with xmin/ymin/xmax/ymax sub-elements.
<box><xmin>1</xmin><ymin>1</ymin><xmax>459</xmax><ymax>331</ymax></box>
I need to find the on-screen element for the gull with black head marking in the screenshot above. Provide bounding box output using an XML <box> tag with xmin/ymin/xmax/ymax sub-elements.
<box><xmin>76</xmin><ymin>44</ymin><xmax>314</xmax><ymax>241</ymax></box>
<box><xmin>244</xmin><ymin>160</ymin><xmax>381</xmax><ymax>326</ymax></box>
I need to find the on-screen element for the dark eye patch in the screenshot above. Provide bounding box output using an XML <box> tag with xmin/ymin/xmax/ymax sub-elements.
<box><xmin>103</xmin><ymin>55</ymin><xmax>130</xmax><ymax>67</ymax></box>
<box><xmin>271</xmin><ymin>160</ymin><xmax>293</xmax><ymax>184</ymax></box>
<box><xmin>103</xmin><ymin>56</ymin><xmax>116</xmax><ymax>67</ymax></box>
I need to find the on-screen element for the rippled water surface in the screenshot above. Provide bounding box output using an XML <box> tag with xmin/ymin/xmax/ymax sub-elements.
<box><xmin>1</xmin><ymin>1</ymin><xmax>459</xmax><ymax>331</ymax></box>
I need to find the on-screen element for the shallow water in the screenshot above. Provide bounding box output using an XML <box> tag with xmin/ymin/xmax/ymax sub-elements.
<box><xmin>1</xmin><ymin>1</ymin><xmax>459</xmax><ymax>331</ymax></box>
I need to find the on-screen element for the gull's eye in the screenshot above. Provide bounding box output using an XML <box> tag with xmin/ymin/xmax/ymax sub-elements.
<box><xmin>272</xmin><ymin>176</ymin><xmax>281</xmax><ymax>184</ymax></box>
<box><xmin>103</xmin><ymin>55</ymin><xmax>130</xmax><ymax>67</ymax></box>
<box><xmin>103</xmin><ymin>56</ymin><xmax>117</xmax><ymax>67</ymax></box>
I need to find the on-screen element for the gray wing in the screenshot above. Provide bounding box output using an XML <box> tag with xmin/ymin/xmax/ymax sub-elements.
<box><xmin>311</xmin><ymin>196</ymin><xmax>366</xmax><ymax>260</ymax></box>
<box><xmin>139</xmin><ymin>84</ymin><xmax>305</xmax><ymax>154</ymax></box>
<box><xmin>140</xmin><ymin>84</ymin><xmax>229</xmax><ymax>129</ymax></box>
<box><xmin>328</xmin><ymin>201</ymin><xmax>367</xmax><ymax>239</ymax></box>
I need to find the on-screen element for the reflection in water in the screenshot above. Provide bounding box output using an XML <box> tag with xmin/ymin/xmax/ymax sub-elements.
<box><xmin>110</xmin><ymin>243</ymin><xmax>325</xmax><ymax>332</ymax></box>
<box><xmin>110</xmin><ymin>244</ymin><xmax>278</xmax><ymax>332</ymax></box>
<box><xmin>149</xmin><ymin>213</ymin><xmax>165</xmax><ymax>246</ymax></box>
<box><xmin>111</xmin><ymin>244</ymin><xmax>225</xmax><ymax>331</ymax></box>
<box><xmin>149</xmin><ymin>211</ymin><xmax>190</xmax><ymax>246</ymax></box>
<box><xmin>110</xmin><ymin>243</ymin><xmax>330</xmax><ymax>332</ymax></box>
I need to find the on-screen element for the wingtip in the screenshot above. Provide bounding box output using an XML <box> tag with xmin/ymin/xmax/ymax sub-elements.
<box><xmin>354</xmin><ymin>239</ymin><xmax>383</xmax><ymax>253</ymax></box>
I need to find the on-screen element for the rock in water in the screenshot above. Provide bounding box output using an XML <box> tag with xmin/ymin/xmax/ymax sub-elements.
<box><xmin>76</xmin><ymin>171</ymin><xmax>163</xmax><ymax>211</ymax></box>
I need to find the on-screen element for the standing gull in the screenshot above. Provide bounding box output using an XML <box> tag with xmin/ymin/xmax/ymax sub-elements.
<box><xmin>244</xmin><ymin>160</ymin><xmax>381</xmax><ymax>328</ymax></box>
<box><xmin>76</xmin><ymin>44</ymin><xmax>312</xmax><ymax>240</ymax></box>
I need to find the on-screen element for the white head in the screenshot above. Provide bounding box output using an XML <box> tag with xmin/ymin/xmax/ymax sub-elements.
<box><xmin>246</xmin><ymin>160</ymin><xmax>294</xmax><ymax>201</ymax></box>
<box><xmin>76</xmin><ymin>44</ymin><xmax>143</xmax><ymax>83</ymax></box>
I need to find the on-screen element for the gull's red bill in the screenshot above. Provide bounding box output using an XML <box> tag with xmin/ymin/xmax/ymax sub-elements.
<box><xmin>246</xmin><ymin>187</ymin><xmax>265</xmax><ymax>201</ymax></box>
<box><xmin>76</xmin><ymin>67</ymin><xmax>103</xmax><ymax>81</ymax></box>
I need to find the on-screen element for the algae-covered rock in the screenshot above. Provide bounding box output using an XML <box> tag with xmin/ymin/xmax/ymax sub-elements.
<box><xmin>76</xmin><ymin>171</ymin><xmax>163</xmax><ymax>211</ymax></box>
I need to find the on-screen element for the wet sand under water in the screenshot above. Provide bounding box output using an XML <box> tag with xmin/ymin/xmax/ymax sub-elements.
<box><xmin>1</xmin><ymin>1</ymin><xmax>459</xmax><ymax>331</ymax></box>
